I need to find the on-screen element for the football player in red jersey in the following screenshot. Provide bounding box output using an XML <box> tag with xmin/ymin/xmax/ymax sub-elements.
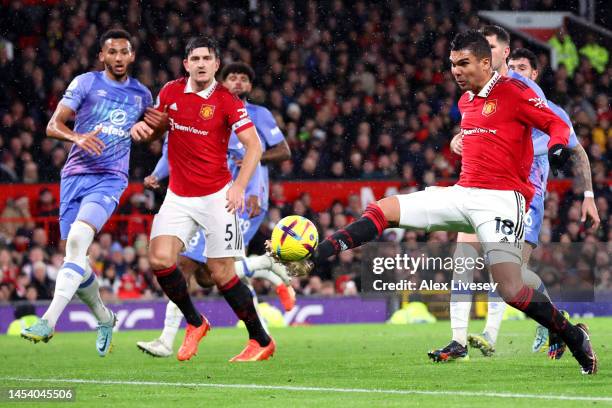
<box><xmin>284</xmin><ymin>30</ymin><xmax>597</xmax><ymax>375</ymax></box>
<box><xmin>131</xmin><ymin>37</ymin><xmax>275</xmax><ymax>362</ymax></box>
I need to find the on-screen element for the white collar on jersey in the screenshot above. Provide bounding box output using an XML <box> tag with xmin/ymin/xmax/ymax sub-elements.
<box><xmin>184</xmin><ymin>78</ymin><xmax>217</xmax><ymax>99</ymax></box>
<box><xmin>467</xmin><ymin>71</ymin><xmax>501</xmax><ymax>101</ymax></box>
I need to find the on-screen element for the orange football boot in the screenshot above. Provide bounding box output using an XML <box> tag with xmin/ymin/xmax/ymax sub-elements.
<box><xmin>177</xmin><ymin>315</ymin><xmax>211</xmax><ymax>361</ymax></box>
<box><xmin>229</xmin><ymin>338</ymin><xmax>276</xmax><ymax>362</ymax></box>
<box><xmin>276</xmin><ymin>284</ymin><xmax>296</xmax><ymax>311</ymax></box>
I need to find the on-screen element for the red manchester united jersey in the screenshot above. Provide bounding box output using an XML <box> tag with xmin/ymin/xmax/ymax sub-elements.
<box><xmin>155</xmin><ymin>78</ymin><xmax>253</xmax><ymax>197</ymax></box>
<box><xmin>457</xmin><ymin>72</ymin><xmax>569</xmax><ymax>204</ymax></box>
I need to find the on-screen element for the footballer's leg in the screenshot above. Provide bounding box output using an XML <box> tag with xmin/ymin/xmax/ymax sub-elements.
<box><xmin>201</xmin><ymin>185</ymin><xmax>274</xmax><ymax>361</ymax></box>
<box><xmin>23</xmin><ymin>176</ymin><xmax>120</xmax><ymax>353</ymax></box>
<box><xmin>138</xmin><ymin>227</ymin><xmax>209</xmax><ymax>357</ymax></box>
<box><xmin>475</xmin><ymin>190</ymin><xmax>596</xmax><ymax>374</ymax></box>
<box><xmin>208</xmin><ymin>257</ymin><xmax>275</xmax><ymax>362</ymax></box>
<box><xmin>432</xmin><ymin>237</ymin><xmax>479</xmax><ymax>361</ymax></box>
<box><xmin>149</xmin><ymin>193</ymin><xmax>213</xmax><ymax>361</ymax></box>
<box><xmin>72</xmin><ymin>187</ymin><xmax>126</xmax><ymax>356</ymax></box>
<box><xmin>149</xmin><ymin>235</ymin><xmax>210</xmax><ymax>362</ymax></box>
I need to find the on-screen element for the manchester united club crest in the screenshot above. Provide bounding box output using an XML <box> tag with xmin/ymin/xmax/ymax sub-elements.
<box><xmin>482</xmin><ymin>99</ymin><xmax>497</xmax><ymax>116</ymax></box>
<box><xmin>199</xmin><ymin>104</ymin><xmax>215</xmax><ymax>120</ymax></box>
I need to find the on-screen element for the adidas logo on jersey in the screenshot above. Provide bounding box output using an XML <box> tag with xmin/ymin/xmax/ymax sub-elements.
<box><xmin>169</xmin><ymin>103</ymin><xmax>178</xmax><ymax>111</ymax></box>
<box><xmin>225</xmin><ymin>243</ymin><xmax>233</xmax><ymax>250</ymax></box>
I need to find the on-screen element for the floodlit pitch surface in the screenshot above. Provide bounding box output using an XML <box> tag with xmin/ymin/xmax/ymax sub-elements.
<box><xmin>2</xmin><ymin>319</ymin><xmax>611</xmax><ymax>407</ymax></box>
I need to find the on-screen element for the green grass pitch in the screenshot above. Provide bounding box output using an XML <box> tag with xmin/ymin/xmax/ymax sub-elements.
<box><xmin>1</xmin><ymin>318</ymin><xmax>611</xmax><ymax>407</ymax></box>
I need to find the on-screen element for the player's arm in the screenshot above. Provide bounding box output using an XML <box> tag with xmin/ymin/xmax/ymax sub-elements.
<box><xmin>132</xmin><ymin>87</ymin><xmax>169</xmax><ymax>142</ymax></box>
<box><xmin>47</xmin><ymin>104</ymin><xmax>105</xmax><ymax>155</ymax></box>
<box><xmin>549</xmin><ymin>103</ymin><xmax>600</xmax><ymax>230</ymax></box>
<box><xmin>516</xmin><ymin>89</ymin><xmax>570</xmax><ymax>173</ymax></box>
<box><xmin>144</xmin><ymin>134</ymin><xmax>169</xmax><ymax>190</ymax></box>
<box><xmin>259</xmin><ymin>108</ymin><xmax>291</xmax><ymax>164</ymax></box>
<box><xmin>450</xmin><ymin>131</ymin><xmax>463</xmax><ymax>155</ymax></box>
<box><xmin>244</xmin><ymin>165</ymin><xmax>263</xmax><ymax>218</ymax></box>
<box><xmin>227</xmin><ymin>126</ymin><xmax>262</xmax><ymax>213</ymax></box>
<box><xmin>570</xmin><ymin>143</ymin><xmax>600</xmax><ymax>230</ymax></box>
<box><xmin>262</xmin><ymin>139</ymin><xmax>291</xmax><ymax>164</ymax></box>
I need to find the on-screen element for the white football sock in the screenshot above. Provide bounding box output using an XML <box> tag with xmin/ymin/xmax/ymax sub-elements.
<box><xmin>64</xmin><ymin>220</ymin><xmax>95</xmax><ymax>270</ymax></box>
<box><xmin>252</xmin><ymin>269</ymin><xmax>283</xmax><ymax>287</ymax></box>
<box><xmin>43</xmin><ymin>267</ymin><xmax>81</xmax><ymax>328</ymax></box>
<box><xmin>244</xmin><ymin>255</ymin><xmax>273</xmax><ymax>272</ymax></box>
<box><xmin>450</xmin><ymin>243</ymin><xmax>478</xmax><ymax>347</ymax></box>
<box><xmin>484</xmin><ymin>293</ymin><xmax>506</xmax><ymax>345</ymax></box>
<box><xmin>43</xmin><ymin>221</ymin><xmax>95</xmax><ymax>328</ymax></box>
<box><xmin>160</xmin><ymin>301</ymin><xmax>183</xmax><ymax>347</ymax></box>
<box><xmin>76</xmin><ymin>257</ymin><xmax>112</xmax><ymax>324</ymax></box>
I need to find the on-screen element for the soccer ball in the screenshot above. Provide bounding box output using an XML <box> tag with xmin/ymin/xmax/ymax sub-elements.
<box><xmin>270</xmin><ymin>215</ymin><xmax>319</xmax><ymax>261</ymax></box>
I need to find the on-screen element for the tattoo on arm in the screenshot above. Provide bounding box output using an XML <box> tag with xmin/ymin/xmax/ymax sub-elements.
<box><xmin>570</xmin><ymin>144</ymin><xmax>593</xmax><ymax>192</ymax></box>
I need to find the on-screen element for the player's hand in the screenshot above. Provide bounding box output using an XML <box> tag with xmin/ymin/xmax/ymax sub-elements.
<box><xmin>76</xmin><ymin>127</ymin><xmax>105</xmax><ymax>156</ymax></box>
<box><xmin>144</xmin><ymin>106</ymin><xmax>169</xmax><ymax>132</ymax></box>
<box><xmin>548</xmin><ymin>144</ymin><xmax>571</xmax><ymax>176</ymax></box>
<box><xmin>131</xmin><ymin>121</ymin><xmax>154</xmax><ymax>142</ymax></box>
<box><xmin>581</xmin><ymin>196</ymin><xmax>600</xmax><ymax>232</ymax></box>
<box><xmin>144</xmin><ymin>174</ymin><xmax>161</xmax><ymax>190</ymax></box>
<box><xmin>246</xmin><ymin>195</ymin><xmax>261</xmax><ymax>218</ymax></box>
<box><xmin>450</xmin><ymin>131</ymin><xmax>463</xmax><ymax>155</ymax></box>
<box><xmin>233</xmin><ymin>159</ymin><xmax>243</xmax><ymax>167</ymax></box>
<box><xmin>226</xmin><ymin>184</ymin><xmax>245</xmax><ymax>214</ymax></box>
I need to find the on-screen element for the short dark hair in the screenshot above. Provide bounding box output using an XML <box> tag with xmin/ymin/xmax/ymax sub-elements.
<box><xmin>184</xmin><ymin>36</ymin><xmax>220</xmax><ymax>59</ymax></box>
<box><xmin>99</xmin><ymin>28</ymin><xmax>131</xmax><ymax>49</ymax></box>
<box><xmin>220</xmin><ymin>62</ymin><xmax>255</xmax><ymax>82</ymax></box>
<box><xmin>509</xmin><ymin>48</ymin><xmax>538</xmax><ymax>71</ymax></box>
<box><xmin>481</xmin><ymin>25</ymin><xmax>510</xmax><ymax>44</ymax></box>
<box><xmin>450</xmin><ymin>30</ymin><xmax>492</xmax><ymax>60</ymax></box>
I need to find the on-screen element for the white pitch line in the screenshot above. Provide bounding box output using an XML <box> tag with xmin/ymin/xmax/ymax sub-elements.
<box><xmin>2</xmin><ymin>377</ymin><xmax>611</xmax><ymax>403</ymax></box>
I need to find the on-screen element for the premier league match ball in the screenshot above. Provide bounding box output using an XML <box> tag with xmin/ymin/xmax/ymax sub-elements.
<box><xmin>270</xmin><ymin>215</ymin><xmax>319</xmax><ymax>261</ymax></box>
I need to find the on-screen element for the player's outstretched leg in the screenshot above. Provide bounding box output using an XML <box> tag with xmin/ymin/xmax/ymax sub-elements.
<box><xmin>22</xmin><ymin>221</ymin><xmax>95</xmax><ymax>344</ymax></box>
<box><xmin>76</xmin><ymin>258</ymin><xmax>116</xmax><ymax>356</ymax></box>
<box><xmin>137</xmin><ymin>301</ymin><xmax>183</xmax><ymax>357</ymax></box>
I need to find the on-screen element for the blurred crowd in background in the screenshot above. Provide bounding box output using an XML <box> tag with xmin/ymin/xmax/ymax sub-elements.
<box><xmin>0</xmin><ymin>0</ymin><xmax>610</xmax><ymax>303</ymax></box>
